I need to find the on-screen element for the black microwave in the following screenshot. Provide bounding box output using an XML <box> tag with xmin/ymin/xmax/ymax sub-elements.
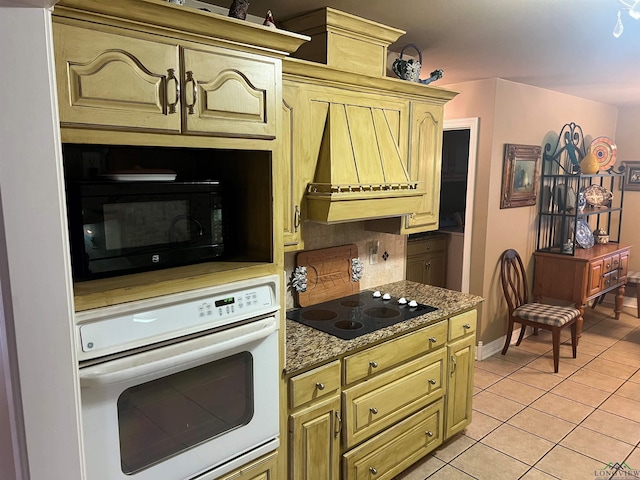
<box><xmin>66</xmin><ymin>180</ymin><xmax>225</xmax><ymax>281</ymax></box>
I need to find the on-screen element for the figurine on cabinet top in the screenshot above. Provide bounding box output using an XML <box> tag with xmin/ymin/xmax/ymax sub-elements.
<box><xmin>228</xmin><ymin>0</ymin><xmax>249</xmax><ymax>20</ymax></box>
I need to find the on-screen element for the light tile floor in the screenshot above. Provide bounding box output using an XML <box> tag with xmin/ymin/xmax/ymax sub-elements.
<box><xmin>395</xmin><ymin>306</ymin><xmax>640</xmax><ymax>480</ymax></box>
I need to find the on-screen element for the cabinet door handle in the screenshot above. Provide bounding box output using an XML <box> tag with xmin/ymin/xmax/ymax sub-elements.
<box><xmin>370</xmin><ymin>407</ymin><xmax>378</xmax><ymax>415</ymax></box>
<box><xmin>428</xmin><ymin>378</ymin><xmax>437</xmax><ymax>385</ymax></box>
<box><xmin>463</xmin><ymin>323</ymin><xmax>471</xmax><ymax>329</ymax></box>
<box><xmin>185</xmin><ymin>70</ymin><xmax>197</xmax><ymax>115</ymax></box>
<box><xmin>294</xmin><ymin>205</ymin><xmax>301</xmax><ymax>232</ymax></box>
<box><xmin>450</xmin><ymin>355</ymin><xmax>457</xmax><ymax>376</ymax></box>
<box><xmin>429</xmin><ymin>337</ymin><xmax>437</xmax><ymax>343</ymax></box>
<box><xmin>369</xmin><ymin>467</ymin><xmax>378</xmax><ymax>475</ymax></box>
<box><xmin>425</xmin><ymin>261</ymin><xmax>431</xmax><ymax>270</ymax></box>
<box><xmin>606</xmin><ymin>263</ymin><xmax>612</xmax><ymax>270</ymax></box>
<box><xmin>334</xmin><ymin>411</ymin><xmax>342</xmax><ymax>437</ymax></box>
<box><xmin>166</xmin><ymin>68</ymin><xmax>180</xmax><ymax>114</ymax></box>
<box><xmin>369</xmin><ymin>361</ymin><xmax>378</xmax><ymax>368</ymax></box>
<box><xmin>315</xmin><ymin>382</ymin><xmax>325</xmax><ymax>391</ymax></box>
<box><xmin>426</xmin><ymin>431</ymin><xmax>434</xmax><ymax>437</ymax></box>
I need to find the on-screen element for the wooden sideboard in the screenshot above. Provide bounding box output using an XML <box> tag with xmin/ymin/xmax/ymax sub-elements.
<box><xmin>533</xmin><ymin>244</ymin><xmax>631</xmax><ymax>335</ymax></box>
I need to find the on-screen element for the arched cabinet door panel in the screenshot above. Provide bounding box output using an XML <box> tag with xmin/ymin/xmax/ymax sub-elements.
<box><xmin>182</xmin><ymin>47</ymin><xmax>278</xmax><ymax>139</ymax></box>
<box><xmin>53</xmin><ymin>22</ymin><xmax>181</xmax><ymax>133</ymax></box>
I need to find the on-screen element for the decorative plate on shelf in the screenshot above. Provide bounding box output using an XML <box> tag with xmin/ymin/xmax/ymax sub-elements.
<box><xmin>575</xmin><ymin>219</ymin><xmax>595</xmax><ymax>249</ymax></box>
<box><xmin>582</xmin><ymin>184</ymin><xmax>613</xmax><ymax>207</ymax></box>
<box><xmin>589</xmin><ymin>136</ymin><xmax>617</xmax><ymax>171</ymax></box>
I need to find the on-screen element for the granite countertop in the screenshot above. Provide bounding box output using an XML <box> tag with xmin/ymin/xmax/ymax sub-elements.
<box><xmin>284</xmin><ymin>280</ymin><xmax>484</xmax><ymax>375</ymax></box>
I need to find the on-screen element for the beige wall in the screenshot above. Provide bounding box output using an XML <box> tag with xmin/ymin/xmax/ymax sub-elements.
<box><xmin>614</xmin><ymin>106</ymin><xmax>640</xmax><ymax>272</ymax></box>
<box><xmin>443</xmin><ymin>78</ymin><xmax>618</xmax><ymax>347</ymax></box>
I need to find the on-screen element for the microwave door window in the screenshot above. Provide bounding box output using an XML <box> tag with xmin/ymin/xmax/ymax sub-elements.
<box><xmin>103</xmin><ymin>200</ymin><xmax>190</xmax><ymax>250</ymax></box>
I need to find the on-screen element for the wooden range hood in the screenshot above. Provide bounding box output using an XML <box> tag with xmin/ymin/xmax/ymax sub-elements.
<box><xmin>305</xmin><ymin>102</ymin><xmax>423</xmax><ymax>223</ymax></box>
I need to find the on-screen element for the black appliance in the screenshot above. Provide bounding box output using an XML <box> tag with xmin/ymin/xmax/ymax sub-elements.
<box><xmin>66</xmin><ymin>180</ymin><xmax>225</xmax><ymax>280</ymax></box>
<box><xmin>286</xmin><ymin>291</ymin><xmax>437</xmax><ymax>340</ymax></box>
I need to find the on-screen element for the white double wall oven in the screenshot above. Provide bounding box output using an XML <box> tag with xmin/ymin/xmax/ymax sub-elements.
<box><xmin>75</xmin><ymin>274</ymin><xmax>281</xmax><ymax>480</ymax></box>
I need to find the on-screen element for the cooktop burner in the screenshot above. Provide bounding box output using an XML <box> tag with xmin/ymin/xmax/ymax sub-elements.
<box><xmin>286</xmin><ymin>291</ymin><xmax>437</xmax><ymax>340</ymax></box>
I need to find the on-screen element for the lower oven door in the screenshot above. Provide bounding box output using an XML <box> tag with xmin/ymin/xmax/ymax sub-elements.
<box><xmin>79</xmin><ymin>316</ymin><xmax>279</xmax><ymax>480</ymax></box>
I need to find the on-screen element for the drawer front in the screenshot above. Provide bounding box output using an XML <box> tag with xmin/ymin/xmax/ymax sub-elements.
<box><xmin>343</xmin><ymin>349</ymin><xmax>445</xmax><ymax>448</ymax></box>
<box><xmin>343</xmin><ymin>321</ymin><xmax>447</xmax><ymax>385</ymax></box>
<box><xmin>289</xmin><ymin>360</ymin><xmax>341</xmax><ymax>410</ymax></box>
<box><xmin>603</xmin><ymin>270</ymin><xmax>621</xmax><ymax>290</ymax></box>
<box><xmin>343</xmin><ymin>399</ymin><xmax>444</xmax><ymax>480</ymax></box>
<box><xmin>604</xmin><ymin>254</ymin><xmax>621</xmax><ymax>274</ymax></box>
<box><xmin>406</xmin><ymin>237</ymin><xmax>447</xmax><ymax>256</ymax></box>
<box><xmin>448</xmin><ymin>310</ymin><xmax>477</xmax><ymax>341</ymax></box>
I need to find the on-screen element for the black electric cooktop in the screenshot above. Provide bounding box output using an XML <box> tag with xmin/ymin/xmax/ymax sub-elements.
<box><xmin>286</xmin><ymin>290</ymin><xmax>437</xmax><ymax>340</ymax></box>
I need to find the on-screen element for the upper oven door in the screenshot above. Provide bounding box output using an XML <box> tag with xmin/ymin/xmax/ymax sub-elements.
<box><xmin>79</xmin><ymin>316</ymin><xmax>279</xmax><ymax>480</ymax></box>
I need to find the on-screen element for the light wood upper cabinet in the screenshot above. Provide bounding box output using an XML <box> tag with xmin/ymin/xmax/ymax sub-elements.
<box><xmin>54</xmin><ymin>22</ymin><xmax>181</xmax><ymax>132</ymax></box>
<box><xmin>403</xmin><ymin>101</ymin><xmax>444</xmax><ymax>233</ymax></box>
<box><xmin>182</xmin><ymin>46</ymin><xmax>278</xmax><ymax>138</ymax></box>
<box><xmin>54</xmin><ymin>22</ymin><xmax>279</xmax><ymax>139</ymax></box>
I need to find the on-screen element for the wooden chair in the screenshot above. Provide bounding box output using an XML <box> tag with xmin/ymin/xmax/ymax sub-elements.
<box><xmin>500</xmin><ymin>249</ymin><xmax>580</xmax><ymax>373</ymax></box>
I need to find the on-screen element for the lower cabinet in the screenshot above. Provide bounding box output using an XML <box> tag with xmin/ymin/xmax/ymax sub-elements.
<box><xmin>289</xmin><ymin>361</ymin><xmax>342</xmax><ymax>480</ymax></box>
<box><xmin>218</xmin><ymin>451</ymin><xmax>278</xmax><ymax>480</ymax></box>
<box><xmin>405</xmin><ymin>235</ymin><xmax>448</xmax><ymax>287</ymax></box>
<box><xmin>286</xmin><ymin>310</ymin><xmax>477</xmax><ymax>480</ymax></box>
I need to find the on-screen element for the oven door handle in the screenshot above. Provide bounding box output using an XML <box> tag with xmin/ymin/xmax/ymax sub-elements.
<box><xmin>79</xmin><ymin>316</ymin><xmax>278</xmax><ymax>387</ymax></box>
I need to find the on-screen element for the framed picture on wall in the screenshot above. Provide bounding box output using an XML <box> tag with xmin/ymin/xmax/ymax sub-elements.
<box><xmin>622</xmin><ymin>161</ymin><xmax>640</xmax><ymax>191</ymax></box>
<box><xmin>500</xmin><ymin>143</ymin><xmax>542</xmax><ymax>208</ymax></box>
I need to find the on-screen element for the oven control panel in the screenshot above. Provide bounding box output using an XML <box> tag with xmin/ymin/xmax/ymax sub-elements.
<box><xmin>198</xmin><ymin>289</ymin><xmax>272</xmax><ymax>319</ymax></box>
<box><xmin>76</xmin><ymin>274</ymin><xmax>279</xmax><ymax>361</ymax></box>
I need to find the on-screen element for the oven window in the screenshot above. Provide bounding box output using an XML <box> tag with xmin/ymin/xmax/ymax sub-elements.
<box><xmin>117</xmin><ymin>352</ymin><xmax>254</xmax><ymax>474</ymax></box>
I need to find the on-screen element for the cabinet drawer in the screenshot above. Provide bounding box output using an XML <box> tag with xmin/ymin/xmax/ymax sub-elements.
<box><xmin>343</xmin><ymin>399</ymin><xmax>444</xmax><ymax>480</ymax></box>
<box><xmin>448</xmin><ymin>310</ymin><xmax>476</xmax><ymax>341</ymax></box>
<box><xmin>289</xmin><ymin>360</ymin><xmax>341</xmax><ymax>410</ymax></box>
<box><xmin>407</xmin><ymin>236</ymin><xmax>447</xmax><ymax>256</ymax></box>
<box><xmin>343</xmin><ymin>349</ymin><xmax>445</xmax><ymax>448</ymax></box>
<box><xmin>343</xmin><ymin>321</ymin><xmax>446</xmax><ymax>385</ymax></box>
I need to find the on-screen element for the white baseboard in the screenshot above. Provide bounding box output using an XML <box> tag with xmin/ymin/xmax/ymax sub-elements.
<box><xmin>476</xmin><ymin>327</ymin><xmax>526</xmax><ymax>361</ymax></box>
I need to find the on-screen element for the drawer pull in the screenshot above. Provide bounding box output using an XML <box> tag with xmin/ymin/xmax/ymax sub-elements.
<box><xmin>429</xmin><ymin>337</ymin><xmax>438</xmax><ymax>343</ymax></box>
<box><xmin>428</xmin><ymin>378</ymin><xmax>437</xmax><ymax>385</ymax></box>
<box><xmin>369</xmin><ymin>467</ymin><xmax>378</xmax><ymax>475</ymax></box>
<box><xmin>426</xmin><ymin>431</ymin><xmax>434</xmax><ymax>437</ymax></box>
<box><xmin>606</xmin><ymin>263</ymin><xmax>612</xmax><ymax>269</ymax></box>
<box><xmin>463</xmin><ymin>323</ymin><xmax>471</xmax><ymax>329</ymax></box>
<box><xmin>315</xmin><ymin>382</ymin><xmax>325</xmax><ymax>391</ymax></box>
<box><xmin>370</xmin><ymin>407</ymin><xmax>378</xmax><ymax>415</ymax></box>
<box><xmin>369</xmin><ymin>361</ymin><xmax>378</xmax><ymax>368</ymax></box>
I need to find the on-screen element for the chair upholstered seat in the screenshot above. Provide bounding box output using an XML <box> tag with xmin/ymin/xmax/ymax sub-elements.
<box><xmin>513</xmin><ymin>303</ymin><xmax>581</xmax><ymax>327</ymax></box>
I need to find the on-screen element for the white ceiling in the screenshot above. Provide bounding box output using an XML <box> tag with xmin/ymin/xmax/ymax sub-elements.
<box><xmin>215</xmin><ymin>0</ymin><xmax>640</xmax><ymax>107</ymax></box>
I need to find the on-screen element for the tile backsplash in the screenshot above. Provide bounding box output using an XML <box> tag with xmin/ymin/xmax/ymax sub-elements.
<box><xmin>284</xmin><ymin>222</ymin><xmax>406</xmax><ymax>309</ymax></box>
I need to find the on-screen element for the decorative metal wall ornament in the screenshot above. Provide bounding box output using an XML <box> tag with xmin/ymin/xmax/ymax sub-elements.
<box><xmin>291</xmin><ymin>266</ymin><xmax>307</xmax><ymax>293</ymax></box>
<box><xmin>351</xmin><ymin>258</ymin><xmax>364</xmax><ymax>282</ymax></box>
<box><xmin>543</xmin><ymin>122</ymin><xmax>586</xmax><ymax>174</ymax></box>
